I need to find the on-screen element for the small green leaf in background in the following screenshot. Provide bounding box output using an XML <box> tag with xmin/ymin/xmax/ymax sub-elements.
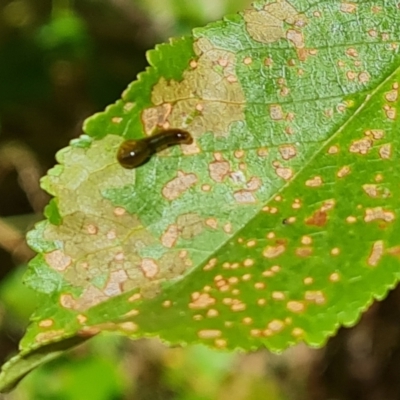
<box><xmin>1</xmin><ymin>0</ymin><xmax>400</xmax><ymax>391</ymax></box>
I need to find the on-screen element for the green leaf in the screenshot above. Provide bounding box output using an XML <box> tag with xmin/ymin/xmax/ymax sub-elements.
<box><xmin>1</xmin><ymin>0</ymin><xmax>400</xmax><ymax>391</ymax></box>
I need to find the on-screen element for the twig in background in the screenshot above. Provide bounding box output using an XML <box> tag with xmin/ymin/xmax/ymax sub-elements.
<box><xmin>0</xmin><ymin>141</ymin><xmax>49</xmax><ymax>214</ymax></box>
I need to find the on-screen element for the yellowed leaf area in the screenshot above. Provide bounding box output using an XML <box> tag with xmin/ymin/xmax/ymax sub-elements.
<box><xmin>40</xmin><ymin>1</ymin><xmax>307</xmax><ymax>314</ymax></box>
<box><xmin>43</xmin><ymin>136</ymin><xmax>193</xmax><ymax>311</ymax></box>
<box><xmin>143</xmin><ymin>0</ymin><xmax>307</xmax><ymax>137</ymax></box>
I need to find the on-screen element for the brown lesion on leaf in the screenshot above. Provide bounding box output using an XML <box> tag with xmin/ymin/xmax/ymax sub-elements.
<box><xmin>113</xmin><ymin>207</ymin><xmax>127</xmax><ymax>217</ymax></box>
<box><xmin>387</xmin><ymin>246</ymin><xmax>400</xmax><ymax>258</ymax></box>
<box><xmin>161</xmin><ymin>213</ymin><xmax>208</xmax><ymax>248</ymax></box>
<box><xmin>329</xmin><ymin>272</ymin><xmax>341</xmax><ymax>282</ymax></box>
<box><xmin>295</xmin><ymin>247</ymin><xmax>313</xmax><ymax>257</ymax></box>
<box><xmin>292</xmin><ymin>199</ymin><xmax>302</xmax><ymax>209</ymax></box>
<box><xmin>234</xmin><ymin>190</ymin><xmax>257</xmax><ymax>204</ymax></box>
<box><xmin>379</xmin><ymin>143</ymin><xmax>392</xmax><ymax>159</ymax></box>
<box><xmin>204</xmin><ymin>309</ymin><xmax>219</xmax><ymax>319</ymax></box>
<box><xmin>243</xmin><ymin>56</ymin><xmax>253</xmax><ymax>65</ymax></box>
<box><xmin>161</xmin><ymin>224</ymin><xmax>179</xmax><ymax>248</ymax></box>
<box><xmin>243</xmin><ymin>0</ymin><xmax>308</xmax><ymax>61</ymax></box>
<box><xmin>162</xmin><ymin>170</ymin><xmax>198</xmax><ymax>200</ymax></box>
<box><xmin>142</xmin><ymin>37</ymin><xmax>245</xmax><ymax>138</ymax></box>
<box><xmin>205</xmin><ymin>217</ymin><xmax>218</xmax><ymax>229</ymax></box>
<box><xmin>139</xmin><ymin>259</ymin><xmax>159</xmax><ymax>279</ymax></box>
<box><xmin>291</xmin><ymin>327</ymin><xmax>304</xmax><ymax>338</ymax></box>
<box><xmin>203</xmin><ymin>257</ymin><xmax>218</xmax><ymax>271</ymax></box>
<box><xmin>128</xmin><ymin>293</ymin><xmax>141</xmax><ymax>302</ymax></box>
<box><xmin>269</xmin><ymin>104</ymin><xmax>285</xmax><ymax>120</ymax></box>
<box><xmin>265</xmin><ymin>320</ymin><xmax>285</xmax><ymax>336</ymax></box>
<box><xmin>45</xmin><ymin>250</ymin><xmax>72</xmax><ymax>272</ymax></box>
<box><xmin>103</xmin><ymin>269</ymin><xmax>129</xmax><ymax>296</ymax></box>
<box><xmin>123</xmin><ymin>102</ymin><xmax>135</xmax><ymax>112</ymax></box>
<box><xmin>254</xmin><ymin>282</ymin><xmax>266</xmax><ymax>290</ymax></box>
<box><xmin>246</xmin><ymin>239</ymin><xmax>257</xmax><ymax>248</ymax></box>
<box><xmin>331</xmin><ymin>194</ymin><xmax>345</xmax><ymax>210</ymax></box>
<box><xmin>346</xmin><ymin>215</ymin><xmax>357</xmax><ymax>223</ymax></box>
<box><xmin>257</xmin><ymin>147</ymin><xmax>269</xmax><ymax>157</ymax></box>
<box><xmin>305</xmin><ymin>176</ymin><xmax>323</xmax><ymax>187</ymax></box>
<box><xmin>272</xmin><ymin>291</ymin><xmax>286</xmax><ymax>301</ymax></box>
<box><xmin>273</xmin><ymin>161</ymin><xmax>294</xmax><ymax>181</ymax></box>
<box><xmin>180</xmin><ymin>140</ymin><xmax>201</xmax><ymax>155</ymax></box>
<box><xmin>209</xmin><ymin>153</ymin><xmax>231</xmax><ymax>182</ymax></box>
<box><xmin>327</xmin><ymin>145</ymin><xmax>339</xmax><ymax>155</ymax></box>
<box><xmin>231</xmin><ymin>300</ymin><xmax>246</xmax><ymax>312</ymax></box>
<box><xmin>365</xmin><ymin>129</ymin><xmax>385</xmax><ymax>140</ymax></box>
<box><xmin>340</xmin><ymin>3</ymin><xmax>357</xmax><ymax>13</ymax></box>
<box><xmin>346</xmin><ymin>71</ymin><xmax>357</xmax><ymax>81</ymax></box>
<box><xmin>77</xmin><ymin>314</ymin><xmax>87</xmax><ymax>324</ymax></box>
<box><xmin>362</xmin><ymin>184</ymin><xmax>377</xmax><ymax>198</ymax></box>
<box><xmin>385</xmin><ymin>82</ymin><xmax>399</xmax><ymax>102</ymax></box>
<box><xmin>85</xmin><ymin>223</ymin><xmax>98</xmax><ymax>235</ymax></box>
<box><xmin>284</xmin><ymin>126</ymin><xmax>295</xmax><ymax>135</ymax></box>
<box><xmin>375</xmin><ymin>173</ymin><xmax>384</xmax><ymax>182</ymax></box>
<box><xmin>60</xmin><ymin>287</ymin><xmax>109</xmax><ymax>312</ymax></box>
<box><xmin>358</xmin><ymin>71</ymin><xmax>370</xmax><ymax>83</ymax></box>
<box><xmin>34</xmin><ymin>330</ymin><xmax>66</xmax><ymax>344</ymax></box>
<box><xmin>385</xmin><ymin>89</ymin><xmax>398</xmax><ymax>102</ymax></box>
<box><xmin>345</xmin><ymin>47</ymin><xmax>359</xmax><ymax>58</ymax></box>
<box><xmin>367</xmin><ymin>240</ymin><xmax>384</xmax><ymax>267</ymax></box>
<box><xmin>118</xmin><ymin>322</ymin><xmax>139</xmax><ymax>333</ymax></box>
<box><xmin>263</xmin><ymin>242</ymin><xmax>286</xmax><ymax>259</ymax></box>
<box><xmin>161</xmin><ymin>213</ymin><xmax>206</xmax><ymax>248</ymax></box>
<box><xmin>177</xmin><ymin>213</ymin><xmax>204</xmax><ymax>239</ymax></box>
<box><xmin>303</xmin><ymin>277</ymin><xmax>313</xmax><ymax>285</ymax></box>
<box><xmin>201</xmin><ymin>184</ymin><xmax>212</xmax><ymax>192</ymax></box>
<box><xmin>383</xmin><ymin>104</ymin><xmax>397</xmax><ymax>120</ymax></box>
<box><xmin>198</xmin><ymin>330</ymin><xmax>222</xmax><ymax>339</ymax></box>
<box><xmin>287</xmin><ymin>30</ymin><xmax>307</xmax><ymax>60</ymax></box>
<box><xmin>246</xmin><ymin>176</ymin><xmax>262</xmax><ymax>191</ymax></box>
<box><xmin>304</xmin><ymin>290</ymin><xmax>326</xmax><ymax>305</ymax></box>
<box><xmin>287</xmin><ymin>301</ymin><xmax>305</xmax><ymax>313</ymax></box>
<box><xmin>162</xmin><ymin>300</ymin><xmax>172</xmax><ymax>308</ymax></box>
<box><xmin>305</xmin><ymin>210</ymin><xmax>327</xmax><ymax>227</ymax></box>
<box><xmin>158</xmin><ymin>251</ymin><xmax>192</xmax><ymax>279</ymax></box>
<box><xmin>189</xmin><ymin>292</ymin><xmax>216</xmax><ymax>310</ymax></box>
<box><xmin>350</xmin><ymin>132</ymin><xmax>383</xmax><ymax>155</ymax></box>
<box><xmin>364</xmin><ymin>207</ymin><xmax>395</xmax><ymax>223</ymax></box>
<box><xmin>337</xmin><ymin>165</ymin><xmax>351</xmax><ymax>178</ymax></box>
<box><xmin>124</xmin><ymin>309</ymin><xmax>139</xmax><ymax>318</ymax></box>
<box><xmin>279</xmin><ymin>144</ymin><xmax>297</xmax><ymax>160</ymax></box>
<box><xmin>142</xmin><ymin>103</ymin><xmax>172</xmax><ymax>133</ymax></box>
<box><xmin>38</xmin><ymin>319</ymin><xmax>54</xmax><ymax>328</ymax></box>
<box><xmin>112</xmin><ymin>117</ymin><xmax>123</xmax><ymax>124</ymax></box>
<box><xmin>301</xmin><ymin>235</ymin><xmax>312</xmax><ymax>245</ymax></box>
<box><xmin>79</xmin><ymin>321</ymin><xmax>138</xmax><ymax>336</ymax></box>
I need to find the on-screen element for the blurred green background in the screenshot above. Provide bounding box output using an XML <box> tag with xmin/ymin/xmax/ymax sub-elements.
<box><xmin>1</xmin><ymin>1</ymin><xmax>400</xmax><ymax>399</ymax></box>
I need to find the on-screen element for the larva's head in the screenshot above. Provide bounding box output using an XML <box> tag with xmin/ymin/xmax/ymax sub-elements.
<box><xmin>117</xmin><ymin>139</ymin><xmax>151</xmax><ymax>169</ymax></box>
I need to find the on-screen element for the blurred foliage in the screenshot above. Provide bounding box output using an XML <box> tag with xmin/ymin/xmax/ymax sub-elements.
<box><xmin>2</xmin><ymin>1</ymin><xmax>400</xmax><ymax>399</ymax></box>
<box><xmin>134</xmin><ymin>0</ymin><xmax>252</xmax><ymax>36</ymax></box>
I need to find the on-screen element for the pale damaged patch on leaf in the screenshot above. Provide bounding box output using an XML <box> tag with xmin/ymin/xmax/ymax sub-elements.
<box><xmin>38</xmin><ymin>135</ymin><xmax>195</xmax><ymax>311</ymax></box>
<box><xmin>142</xmin><ymin>37</ymin><xmax>245</xmax><ymax>137</ymax></box>
<box><xmin>243</xmin><ymin>0</ymin><xmax>308</xmax><ymax>57</ymax></box>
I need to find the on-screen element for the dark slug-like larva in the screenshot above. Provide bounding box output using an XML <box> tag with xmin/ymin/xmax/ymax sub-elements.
<box><xmin>117</xmin><ymin>129</ymin><xmax>193</xmax><ymax>169</ymax></box>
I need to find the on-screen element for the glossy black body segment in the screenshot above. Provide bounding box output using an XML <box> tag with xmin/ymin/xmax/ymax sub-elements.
<box><xmin>117</xmin><ymin>129</ymin><xmax>193</xmax><ymax>169</ymax></box>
